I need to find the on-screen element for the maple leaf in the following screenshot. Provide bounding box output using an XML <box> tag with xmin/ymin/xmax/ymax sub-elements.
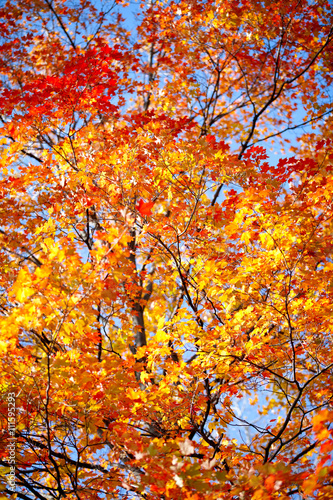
<box><xmin>137</xmin><ymin>199</ymin><xmax>154</xmax><ymax>216</ymax></box>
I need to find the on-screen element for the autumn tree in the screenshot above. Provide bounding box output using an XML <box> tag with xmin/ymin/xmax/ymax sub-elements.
<box><xmin>0</xmin><ymin>0</ymin><xmax>333</xmax><ymax>498</ymax></box>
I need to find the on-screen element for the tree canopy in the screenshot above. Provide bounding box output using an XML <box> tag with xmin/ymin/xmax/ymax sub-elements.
<box><xmin>1</xmin><ymin>0</ymin><xmax>333</xmax><ymax>498</ymax></box>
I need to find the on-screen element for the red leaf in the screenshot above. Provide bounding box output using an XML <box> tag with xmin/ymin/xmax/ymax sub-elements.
<box><xmin>137</xmin><ymin>199</ymin><xmax>154</xmax><ymax>216</ymax></box>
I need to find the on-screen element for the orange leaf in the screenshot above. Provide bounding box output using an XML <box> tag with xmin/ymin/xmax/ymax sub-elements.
<box><xmin>137</xmin><ymin>199</ymin><xmax>154</xmax><ymax>216</ymax></box>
